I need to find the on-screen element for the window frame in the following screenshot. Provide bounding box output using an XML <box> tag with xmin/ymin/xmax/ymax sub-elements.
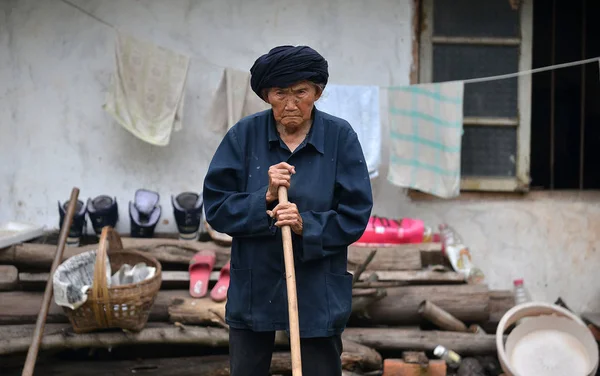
<box><xmin>417</xmin><ymin>0</ymin><xmax>533</xmax><ymax>192</ymax></box>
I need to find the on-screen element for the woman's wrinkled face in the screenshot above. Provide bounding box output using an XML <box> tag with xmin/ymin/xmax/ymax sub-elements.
<box><xmin>266</xmin><ymin>81</ymin><xmax>322</xmax><ymax>129</ymax></box>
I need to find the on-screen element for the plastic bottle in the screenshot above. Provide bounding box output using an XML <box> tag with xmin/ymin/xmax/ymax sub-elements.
<box><xmin>513</xmin><ymin>279</ymin><xmax>531</xmax><ymax>305</ymax></box>
<box><xmin>433</xmin><ymin>345</ymin><xmax>461</xmax><ymax>367</ymax></box>
<box><xmin>438</xmin><ymin>224</ymin><xmax>485</xmax><ymax>284</ymax></box>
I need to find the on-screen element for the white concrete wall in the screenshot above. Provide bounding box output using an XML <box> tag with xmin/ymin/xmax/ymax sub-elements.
<box><xmin>1</xmin><ymin>0</ymin><xmax>599</xmax><ymax>313</ymax></box>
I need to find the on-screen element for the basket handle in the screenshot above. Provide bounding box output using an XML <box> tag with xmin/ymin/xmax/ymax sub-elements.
<box><xmin>90</xmin><ymin>226</ymin><xmax>119</xmax><ymax>328</ymax></box>
<box><xmin>495</xmin><ymin>302</ymin><xmax>588</xmax><ymax>376</ymax></box>
<box><xmin>106</xmin><ymin>226</ymin><xmax>124</xmax><ymax>253</ymax></box>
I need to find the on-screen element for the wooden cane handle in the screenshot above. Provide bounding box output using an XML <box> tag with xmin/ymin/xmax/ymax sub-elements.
<box><xmin>278</xmin><ymin>186</ymin><xmax>303</xmax><ymax>376</ymax></box>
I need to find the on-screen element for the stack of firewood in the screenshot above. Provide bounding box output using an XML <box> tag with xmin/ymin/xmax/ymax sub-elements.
<box><xmin>0</xmin><ymin>235</ymin><xmax>514</xmax><ymax>375</ymax></box>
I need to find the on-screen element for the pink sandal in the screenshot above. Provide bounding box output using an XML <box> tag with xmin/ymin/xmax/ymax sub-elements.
<box><xmin>189</xmin><ymin>250</ymin><xmax>216</xmax><ymax>298</ymax></box>
<box><xmin>210</xmin><ymin>260</ymin><xmax>230</xmax><ymax>302</ymax></box>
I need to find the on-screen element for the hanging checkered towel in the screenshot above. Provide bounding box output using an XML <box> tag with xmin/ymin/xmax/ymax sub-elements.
<box><xmin>387</xmin><ymin>81</ymin><xmax>464</xmax><ymax>198</ymax></box>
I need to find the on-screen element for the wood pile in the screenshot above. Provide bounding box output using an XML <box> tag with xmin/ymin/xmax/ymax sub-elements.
<box><xmin>0</xmin><ymin>235</ymin><xmax>514</xmax><ymax>375</ymax></box>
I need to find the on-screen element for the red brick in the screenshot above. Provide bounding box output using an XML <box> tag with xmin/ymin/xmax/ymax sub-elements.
<box><xmin>382</xmin><ymin>358</ymin><xmax>447</xmax><ymax>376</ymax></box>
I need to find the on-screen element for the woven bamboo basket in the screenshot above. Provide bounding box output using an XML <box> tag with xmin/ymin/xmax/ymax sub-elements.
<box><xmin>62</xmin><ymin>226</ymin><xmax>162</xmax><ymax>333</ymax></box>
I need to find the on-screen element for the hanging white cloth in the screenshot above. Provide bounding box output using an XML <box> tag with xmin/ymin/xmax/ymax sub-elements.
<box><xmin>316</xmin><ymin>84</ymin><xmax>381</xmax><ymax>179</ymax></box>
<box><xmin>104</xmin><ymin>31</ymin><xmax>190</xmax><ymax>146</ymax></box>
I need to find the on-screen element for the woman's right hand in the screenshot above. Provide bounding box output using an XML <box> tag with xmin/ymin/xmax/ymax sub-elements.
<box><xmin>266</xmin><ymin>162</ymin><xmax>295</xmax><ymax>204</ymax></box>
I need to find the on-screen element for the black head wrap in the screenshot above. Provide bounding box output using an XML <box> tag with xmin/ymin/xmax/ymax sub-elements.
<box><xmin>250</xmin><ymin>45</ymin><xmax>329</xmax><ymax>100</ymax></box>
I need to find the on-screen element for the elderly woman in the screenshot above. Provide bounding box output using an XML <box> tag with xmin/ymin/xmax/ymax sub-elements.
<box><xmin>203</xmin><ymin>45</ymin><xmax>373</xmax><ymax>376</ymax></box>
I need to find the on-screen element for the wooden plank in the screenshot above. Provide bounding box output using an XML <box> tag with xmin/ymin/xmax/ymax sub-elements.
<box><xmin>348</xmin><ymin>243</ymin><xmax>441</xmax><ymax>271</ymax></box>
<box><xmin>3</xmin><ymin>240</ymin><xmax>438</xmax><ymax>271</ymax></box>
<box><xmin>0</xmin><ymin>323</ymin><xmax>382</xmax><ymax>373</ymax></box>
<box><xmin>0</xmin><ymin>351</ymin><xmax>380</xmax><ymax>376</ymax></box>
<box><xmin>0</xmin><ymin>265</ymin><xmax>18</xmax><ymax>291</ymax></box>
<box><xmin>0</xmin><ymin>323</ymin><xmax>496</xmax><ymax>357</ymax></box>
<box><xmin>353</xmin><ymin>270</ymin><xmax>464</xmax><ymax>283</ymax></box>
<box><xmin>0</xmin><ymin>239</ymin><xmax>231</xmax><ymax>269</ymax></box>
<box><xmin>0</xmin><ymin>290</ymin><xmax>183</xmax><ymax>325</ymax></box>
<box><xmin>18</xmin><ymin>271</ymin><xmax>219</xmax><ymax>290</ymax></box>
<box><xmin>19</xmin><ymin>269</ymin><xmax>463</xmax><ymax>292</ymax></box>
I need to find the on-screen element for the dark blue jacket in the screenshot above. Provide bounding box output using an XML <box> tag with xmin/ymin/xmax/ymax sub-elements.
<box><xmin>203</xmin><ymin>107</ymin><xmax>373</xmax><ymax>338</ymax></box>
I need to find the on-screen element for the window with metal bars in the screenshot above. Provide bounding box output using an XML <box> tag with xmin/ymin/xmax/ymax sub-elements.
<box><xmin>419</xmin><ymin>0</ymin><xmax>532</xmax><ymax>192</ymax></box>
<box><xmin>530</xmin><ymin>0</ymin><xmax>600</xmax><ymax>190</ymax></box>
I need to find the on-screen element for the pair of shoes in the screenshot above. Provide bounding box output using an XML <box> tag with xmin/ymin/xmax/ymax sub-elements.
<box><xmin>58</xmin><ymin>196</ymin><xmax>119</xmax><ymax>246</ymax></box>
<box><xmin>132</xmin><ymin>189</ymin><xmax>204</xmax><ymax>240</ymax></box>
<box><xmin>188</xmin><ymin>250</ymin><xmax>230</xmax><ymax>302</ymax></box>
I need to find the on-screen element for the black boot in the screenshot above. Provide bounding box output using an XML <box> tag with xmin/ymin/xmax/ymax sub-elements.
<box><xmin>58</xmin><ymin>199</ymin><xmax>87</xmax><ymax>246</ymax></box>
<box><xmin>172</xmin><ymin>192</ymin><xmax>203</xmax><ymax>241</ymax></box>
<box><xmin>129</xmin><ymin>189</ymin><xmax>161</xmax><ymax>238</ymax></box>
<box><xmin>87</xmin><ymin>195</ymin><xmax>119</xmax><ymax>235</ymax></box>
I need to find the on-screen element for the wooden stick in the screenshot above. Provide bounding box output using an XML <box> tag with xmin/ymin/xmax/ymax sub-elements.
<box><xmin>352</xmin><ymin>249</ymin><xmax>377</xmax><ymax>285</ymax></box>
<box><xmin>278</xmin><ymin>186</ymin><xmax>302</xmax><ymax>376</ymax></box>
<box><xmin>418</xmin><ymin>300</ymin><xmax>468</xmax><ymax>332</ymax></box>
<box><xmin>21</xmin><ymin>187</ymin><xmax>80</xmax><ymax>376</ymax></box>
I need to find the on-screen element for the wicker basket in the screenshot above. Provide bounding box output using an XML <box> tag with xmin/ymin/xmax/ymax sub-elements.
<box><xmin>62</xmin><ymin>226</ymin><xmax>162</xmax><ymax>333</ymax></box>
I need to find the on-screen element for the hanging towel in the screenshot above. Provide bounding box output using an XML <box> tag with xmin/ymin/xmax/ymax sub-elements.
<box><xmin>103</xmin><ymin>31</ymin><xmax>190</xmax><ymax>146</ymax></box>
<box><xmin>205</xmin><ymin>67</ymin><xmax>270</xmax><ymax>132</ymax></box>
<box><xmin>387</xmin><ymin>81</ymin><xmax>464</xmax><ymax>198</ymax></box>
<box><xmin>316</xmin><ymin>84</ymin><xmax>381</xmax><ymax>179</ymax></box>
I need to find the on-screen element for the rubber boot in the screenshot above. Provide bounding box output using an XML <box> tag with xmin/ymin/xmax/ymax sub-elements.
<box><xmin>87</xmin><ymin>195</ymin><xmax>119</xmax><ymax>235</ymax></box>
<box><xmin>172</xmin><ymin>192</ymin><xmax>203</xmax><ymax>241</ymax></box>
<box><xmin>129</xmin><ymin>189</ymin><xmax>161</xmax><ymax>238</ymax></box>
<box><xmin>58</xmin><ymin>199</ymin><xmax>87</xmax><ymax>246</ymax></box>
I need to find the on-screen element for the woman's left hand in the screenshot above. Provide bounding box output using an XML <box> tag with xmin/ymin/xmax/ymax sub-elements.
<box><xmin>267</xmin><ymin>202</ymin><xmax>303</xmax><ymax>235</ymax></box>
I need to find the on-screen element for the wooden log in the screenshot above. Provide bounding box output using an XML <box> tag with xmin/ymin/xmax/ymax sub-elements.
<box><xmin>0</xmin><ymin>323</ymin><xmax>381</xmax><ymax>372</ymax></box>
<box><xmin>343</xmin><ymin>327</ymin><xmax>499</xmax><ymax>355</ymax></box>
<box><xmin>0</xmin><ymin>352</ymin><xmax>378</xmax><ymax>376</ymax></box>
<box><xmin>0</xmin><ymin>290</ymin><xmax>182</xmax><ymax>325</ymax></box>
<box><xmin>354</xmin><ymin>270</ymin><xmax>464</xmax><ymax>283</ymax></box>
<box><xmin>402</xmin><ymin>351</ymin><xmax>429</xmax><ymax>366</ymax></box>
<box><xmin>482</xmin><ymin>290</ymin><xmax>514</xmax><ymax>333</ymax></box>
<box><xmin>16</xmin><ymin>270</ymin><xmax>460</xmax><ymax>292</ymax></box>
<box><xmin>168</xmin><ymin>294</ymin><xmax>398</xmax><ymax>332</ymax></box>
<box><xmin>352</xmin><ymin>290</ymin><xmax>387</xmax><ymax>315</ymax></box>
<box><xmin>489</xmin><ymin>290</ymin><xmax>514</xmax><ymax>323</ymax></box>
<box><xmin>168</xmin><ymin>297</ymin><xmax>226</xmax><ymax>327</ymax></box>
<box><xmin>347</xmin><ymin>244</ymin><xmax>439</xmax><ymax>271</ymax></box>
<box><xmin>340</xmin><ymin>339</ymin><xmax>383</xmax><ymax>372</ymax></box>
<box><xmin>418</xmin><ymin>300</ymin><xmax>468</xmax><ymax>332</ymax></box>
<box><xmin>352</xmin><ymin>288</ymin><xmax>379</xmax><ymax>297</ymax></box>
<box><xmin>18</xmin><ymin>271</ymin><xmax>220</xmax><ymax>290</ymax></box>
<box><xmin>0</xmin><ymin>323</ymin><xmax>230</xmax><ymax>355</ymax></box>
<box><xmin>0</xmin><ymin>265</ymin><xmax>18</xmax><ymax>291</ymax></box>
<box><xmin>1</xmin><ymin>240</ymin><xmax>437</xmax><ymax>271</ymax></box>
<box><xmin>352</xmin><ymin>250</ymin><xmax>377</xmax><ymax>285</ymax></box>
<box><xmin>357</xmin><ymin>285</ymin><xmax>490</xmax><ymax>325</ymax></box>
<box><xmin>0</xmin><ymin>239</ymin><xmax>231</xmax><ymax>269</ymax></box>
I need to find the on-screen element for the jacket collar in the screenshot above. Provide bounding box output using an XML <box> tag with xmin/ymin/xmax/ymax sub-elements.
<box><xmin>268</xmin><ymin>107</ymin><xmax>325</xmax><ymax>154</ymax></box>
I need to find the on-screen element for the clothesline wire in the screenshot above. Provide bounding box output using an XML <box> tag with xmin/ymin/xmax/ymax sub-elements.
<box><xmin>460</xmin><ymin>56</ymin><xmax>600</xmax><ymax>85</ymax></box>
<box><xmin>58</xmin><ymin>0</ymin><xmax>115</xmax><ymax>30</ymax></box>
<box><xmin>57</xmin><ymin>0</ymin><xmax>223</xmax><ymax>70</ymax></box>
<box><xmin>58</xmin><ymin>0</ymin><xmax>600</xmax><ymax>86</ymax></box>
